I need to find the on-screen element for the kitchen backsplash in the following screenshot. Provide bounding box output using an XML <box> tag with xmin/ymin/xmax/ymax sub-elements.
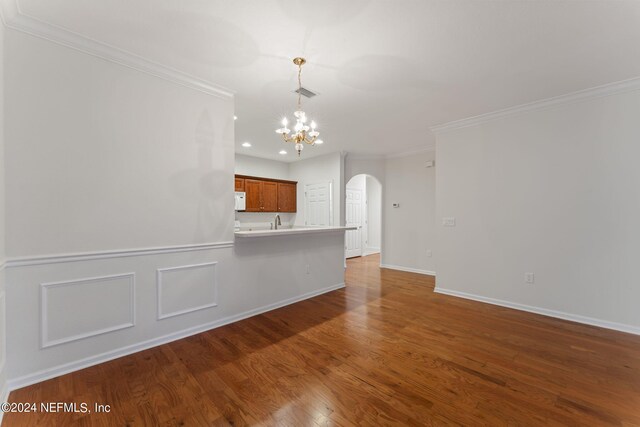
<box><xmin>235</xmin><ymin>212</ymin><xmax>296</xmax><ymax>230</ymax></box>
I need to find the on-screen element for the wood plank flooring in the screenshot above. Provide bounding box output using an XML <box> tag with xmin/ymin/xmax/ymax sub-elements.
<box><xmin>5</xmin><ymin>254</ymin><xmax>640</xmax><ymax>426</ymax></box>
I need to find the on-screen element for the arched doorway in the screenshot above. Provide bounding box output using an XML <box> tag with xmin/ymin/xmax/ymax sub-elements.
<box><xmin>345</xmin><ymin>174</ymin><xmax>382</xmax><ymax>259</ymax></box>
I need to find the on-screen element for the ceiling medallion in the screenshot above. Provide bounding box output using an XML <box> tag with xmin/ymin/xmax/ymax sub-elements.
<box><xmin>275</xmin><ymin>57</ymin><xmax>323</xmax><ymax>156</ymax></box>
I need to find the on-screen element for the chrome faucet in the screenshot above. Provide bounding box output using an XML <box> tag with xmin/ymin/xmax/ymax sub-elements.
<box><xmin>274</xmin><ymin>214</ymin><xmax>282</xmax><ymax>230</ymax></box>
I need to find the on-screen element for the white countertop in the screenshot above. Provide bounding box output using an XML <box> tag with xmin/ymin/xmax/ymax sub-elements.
<box><xmin>234</xmin><ymin>226</ymin><xmax>356</xmax><ymax>238</ymax></box>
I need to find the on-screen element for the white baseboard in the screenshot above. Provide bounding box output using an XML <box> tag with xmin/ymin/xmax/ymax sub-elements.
<box><xmin>363</xmin><ymin>248</ymin><xmax>380</xmax><ymax>257</ymax></box>
<box><xmin>380</xmin><ymin>263</ymin><xmax>436</xmax><ymax>276</ymax></box>
<box><xmin>7</xmin><ymin>282</ymin><xmax>345</xmax><ymax>391</ymax></box>
<box><xmin>434</xmin><ymin>287</ymin><xmax>640</xmax><ymax>336</ymax></box>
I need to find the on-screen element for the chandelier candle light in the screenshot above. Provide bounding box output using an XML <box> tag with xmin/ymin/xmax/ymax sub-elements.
<box><xmin>276</xmin><ymin>57</ymin><xmax>323</xmax><ymax>156</ymax></box>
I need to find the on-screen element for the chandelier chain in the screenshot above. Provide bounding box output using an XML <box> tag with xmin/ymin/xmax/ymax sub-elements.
<box><xmin>297</xmin><ymin>63</ymin><xmax>302</xmax><ymax>111</ymax></box>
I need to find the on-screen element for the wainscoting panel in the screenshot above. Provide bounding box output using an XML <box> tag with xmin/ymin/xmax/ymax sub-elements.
<box><xmin>40</xmin><ymin>273</ymin><xmax>135</xmax><ymax>348</ymax></box>
<box><xmin>157</xmin><ymin>262</ymin><xmax>217</xmax><ymax>320</ymax></box>
<box><xmin>5</xmin><ymin>233</ymin><xmax>346</xmax><ymax>390</ymax></box>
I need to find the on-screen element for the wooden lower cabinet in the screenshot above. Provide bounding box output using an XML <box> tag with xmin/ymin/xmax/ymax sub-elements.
<box><xmin>277</xmin><ymin>183</ymin><xmax>296</xmax><ymax>212</ymax></box>
<box><xmin>239</xmin><ymin>176</ymin><xmax>296</xmax><ymax>212</ymax></box>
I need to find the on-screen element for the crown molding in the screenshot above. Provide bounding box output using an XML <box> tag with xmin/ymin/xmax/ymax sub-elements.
<box><xmin>430</xmin><ymin>76</ymin><xmax>640</xmax><ymax>135</ymax></box>
<box><xmin>0</xmin><ymin>0</ymin><xmax>234</xmax><ymax>99</ymax></box>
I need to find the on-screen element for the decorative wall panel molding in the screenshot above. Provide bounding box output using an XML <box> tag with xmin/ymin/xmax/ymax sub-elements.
<box><xmin>0</xmin><ymin>0</ymin><xmax>233</xmax><ymax>99</ymax></box>
<box><xmin>40</xmin><ymin>273</ymin><xmax>135</xmax><ymax>348</ymax></box>
<box><xmin>9</xmin><ymin>282</ymin><xmax>345</xmax><ymax>391</ymax></box>
<box><xmin>157</xmin><ymin>262</ymin><xmax>218</xmax><ymax>320</ymax></box>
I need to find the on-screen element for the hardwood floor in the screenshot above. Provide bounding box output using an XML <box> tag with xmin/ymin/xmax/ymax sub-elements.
<box><xmin>5</xmin><ymin>254</ymin><xmax>640</xmax><ymax>426</ymax></box>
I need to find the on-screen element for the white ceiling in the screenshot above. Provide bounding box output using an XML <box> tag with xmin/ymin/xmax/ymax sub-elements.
<box><xmin>15</xmin><ymin>0</ymin><xmax>640</xmax><ymax>162</ymax></box>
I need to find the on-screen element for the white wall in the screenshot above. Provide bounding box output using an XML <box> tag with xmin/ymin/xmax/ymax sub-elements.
<box><xmin>3</xmin><ymin>26</ymin><xmax>347</xmax><ymax>392</ymax></box>
<box><xmin>289</xmin><ymin>152</ymin><xmax>343</xmax><ymax>227</ymax></box>
<box><xmin>235</xmin><ymin>153</ymin><xmax>289</xmax><ymax>181</ymax></box>
<box><xmin>345</xmin><ymin>155</ymin><xmax>385</xmax><ymax>185</ymax></box>
<box><xmin>5</xmin><ymin>31</ymin><xmax>235</xmax><ymax>257</ymax></box>
<box><xmin>435</xmin><ymin>87</ymin><xmax>640</xmax><ymax>334</ymax></box>
<box><xmin>382</xmin><ymin>152</ymin><xmax>436</xmax><ymax>274</ymax></box>
<box><xmin>365</xmin><ymin>176</ymin><xmax>381</xmax><ymax>254</ymax></box>
<box><xmin>0</xmin><ymin>13</ymin><xmax>8</xmax><ymax>409</ymax></box>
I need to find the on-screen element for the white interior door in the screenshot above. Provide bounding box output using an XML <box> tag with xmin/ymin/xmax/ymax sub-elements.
<box><xmin>304</xmin><ymin>182</ymin><xmax>332</xmax><ymax>226</ymax></box>
<box><xmin>345</xmin><ymin>188</ymin><xmax>363</xmax><ymax>258</ymax></box>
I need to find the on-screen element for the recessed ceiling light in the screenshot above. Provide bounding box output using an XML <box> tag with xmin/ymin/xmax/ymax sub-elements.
<box><xmin>279</xmin><ymin>150</ymin><xmax>287</xmax><ymax>155</ymax></box>
<box><xmin>315</xmin><ymin>139</ymin><xmax>324</xmax><ymax>145</ymax></box>
<box><xmin>242</xmin><ymin>142</ymin><xmax>251</xmax><ymax>148</ymax></box>
<box><xmin>234</xmin><ymin>115</ymin><xmax>238</xmax><ymax>120</ymax></box>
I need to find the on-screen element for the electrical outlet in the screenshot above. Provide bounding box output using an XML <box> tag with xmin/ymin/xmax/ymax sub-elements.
<box><xmin>426</xmin><ymin>250</ymin><xmax>432</xmax><ymax>257</ymax></box>
<box><xmin>442</xmin><ymin>217</ymin><xmax>456</xmax><ymax>227</ymax></box>
<box><xmin>525</xmin><ymin>272</ymin><xmax>535</xmax><ymax>284</ymax></box>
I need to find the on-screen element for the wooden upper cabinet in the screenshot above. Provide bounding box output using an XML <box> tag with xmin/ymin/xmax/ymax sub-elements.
<box><xmin>262</xmin><ymin>181</ymin><xmax>278</xmax><ymax>212</ymax></box>
<box><xmin>244</xmin><ymin>179</ymin><xmax>263</xmax><ymax>212</ymax></box>
<box><xmin>234</xmin><ymin>177</ymin><xmax>245</xmax><ymax>192</ymax></box>
<box><xmin>235</xmin><ymin>175</ymin><xmax>297</xmax><ymax>212</ymax></box>
<box><xmin>277</xmin><ymin>183</ymin><xmax>297</xmax><ymax>212</ymax></box>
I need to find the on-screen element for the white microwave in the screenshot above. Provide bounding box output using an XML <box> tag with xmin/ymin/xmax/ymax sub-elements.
<box><xmin>234</xmin><ymin>191</ymin><xmax>246</xmax><ymax>211</ymax></box>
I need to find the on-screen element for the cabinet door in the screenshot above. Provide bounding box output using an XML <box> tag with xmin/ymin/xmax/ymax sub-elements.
<box><xmin>234</xmin><ymin>177</ymin><xmax>245</xmax><ymax>191</ymax></box>
<box><xmin>277</xmin><ymin>182</ymin><xmax>297</xmax><ymax>212</ymax></box>
<box><xmin>262</xmin><ymin>181</ymin><xmax>278</xmax><ymax>212</ymax></box>
<box><xmin>244</xmin><ymin>179</ymin><xmax>263</xmax><ymax>212</ymax></box>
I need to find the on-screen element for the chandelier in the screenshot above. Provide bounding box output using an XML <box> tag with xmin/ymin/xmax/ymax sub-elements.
<box><xmin>275</xmin><ymin>57</ymin><xmax>323</xmax><ymax>156</ymax></box>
